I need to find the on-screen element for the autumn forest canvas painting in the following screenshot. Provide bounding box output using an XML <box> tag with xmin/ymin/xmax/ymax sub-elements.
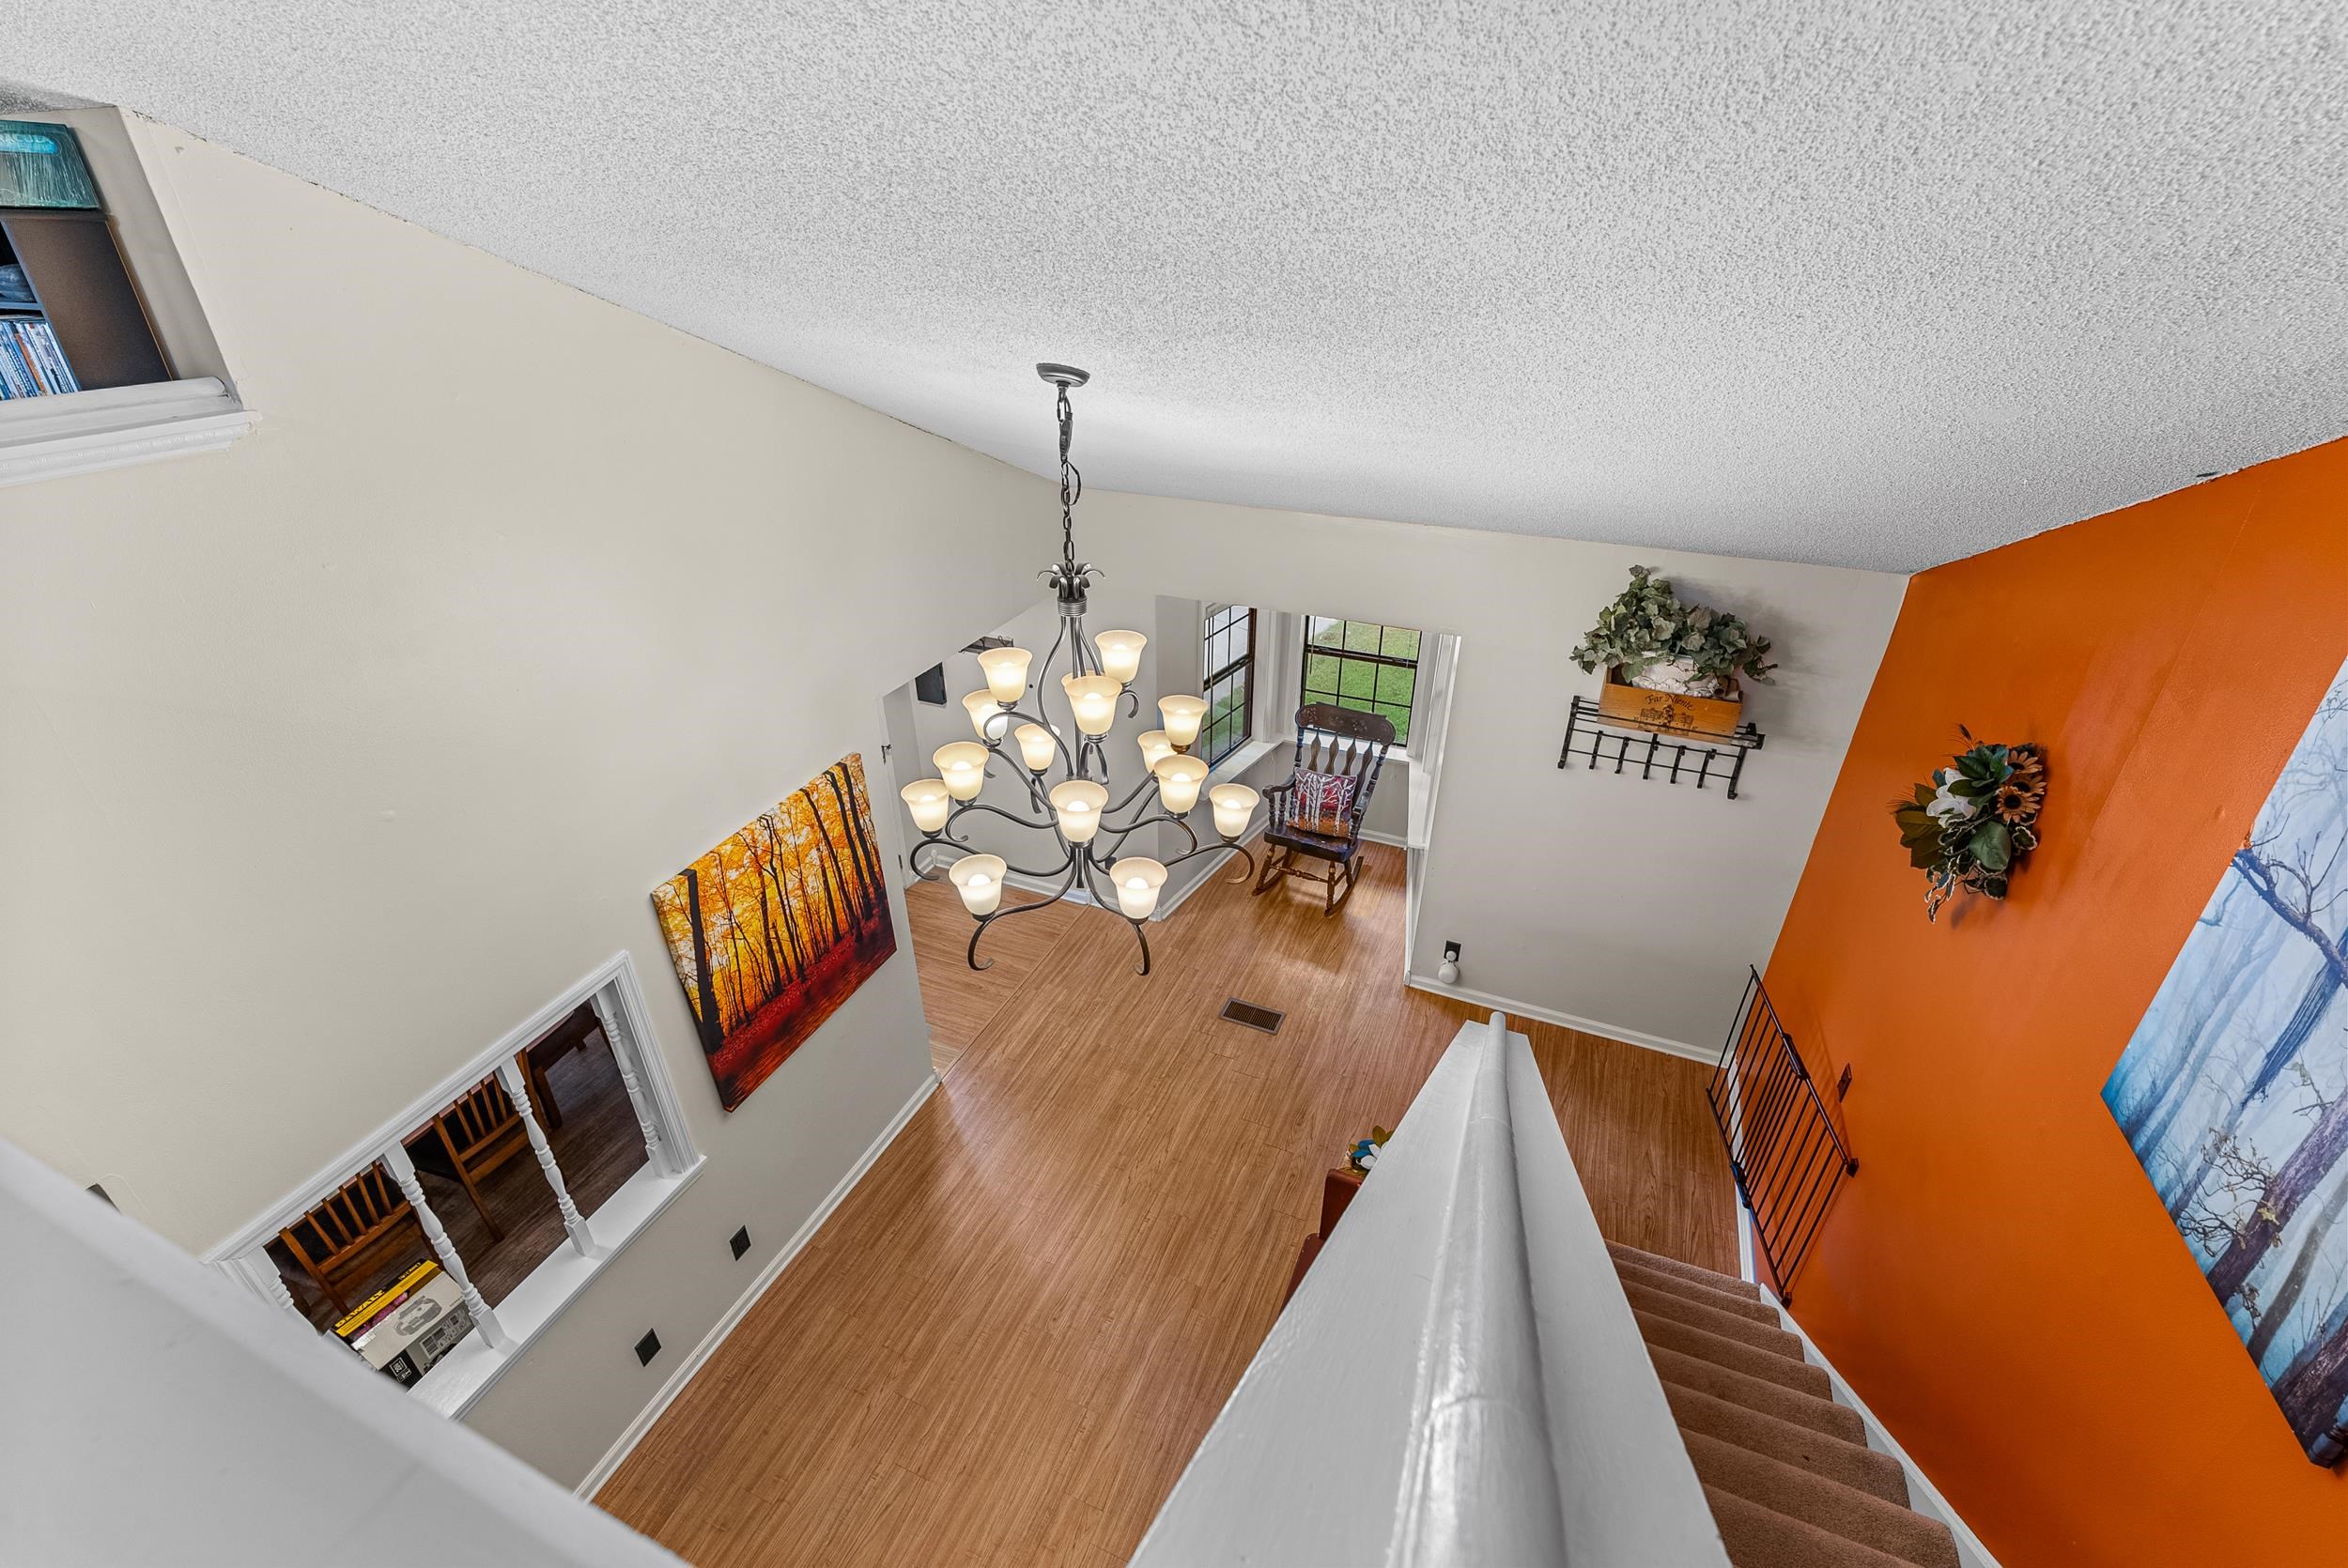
<box><xmin>2103</xmin><ymin>656</ymin><xmax>2348</xmax><ymax>1458</ymax></box>
<box><xmin>653</xmin><ymin>755</ymin><xmax>896</xmax><ymax>1111</ymax></box>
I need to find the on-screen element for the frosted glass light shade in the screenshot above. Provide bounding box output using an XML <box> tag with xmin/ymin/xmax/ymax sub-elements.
<box><xmin>1135</xmin><ymin>730</ymin><xmax>1175</xmax><ymax>772</ymax></box>
<box><xmin>962</xmin><ymin>690</ymin><xmax>1007</xmax><ymax>741</ymax></box>
<box><xmin>1050</xmin><ymin>780</ymin><xmax>1110</xmax><ymax>842</ymax></box>
<box><xmin>1209</xmin><ymin>783</ymin><xmax>1260</xmax><ymax>839</ymax></box>
<box><xmin>1110</xmin><ymin>857</ymin><xmax>1168</xmax><ymax>919</ymax></box>
<box><xmin>976</xmin><ymin>646</ymin><xmax>1031</xmax><ymax>704</ymax></box>
<box><xmin>1014</xmin><ymin>723</ymin><xmax>1058</xmax><ymax>771</ymax></box>
<box><xmin>1159</xmin><ymin>695</ymin><xmax>1209</xmax><ymax>748</ymax></box>
<box><xmin>949</xmin><ymin>853</ymin><xmax>1007</xmax><ymax>915</ymax></box>
<box><xmin>935</xmin><ymin>742</ymin><xmax>989</xmax><ymax>801</ymax></box>
<box><xmin>1154</xmin><ymin>754</ymin><xmax>1209</xmax><ymax>814</ymax></box>
<box><xmin>1094</xmin><ymin>630</ymin><xmax>1147</xmax><ymax>685</ymax></box>
<box><xmin>901</xmin><ymin>778</ymin><xmax>951</xmax><ymax>834</ymax></box>
<box><xmin>1063</xmin><ymin>673</ymin><xmax>1122</xmax><ymax>737</ymax></box>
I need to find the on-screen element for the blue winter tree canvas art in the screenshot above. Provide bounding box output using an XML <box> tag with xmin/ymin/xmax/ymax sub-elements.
<box><xmin>2104</xmin><ymin>656</ymin><xmax>2348</xmax><ymax>1460</ymax></box>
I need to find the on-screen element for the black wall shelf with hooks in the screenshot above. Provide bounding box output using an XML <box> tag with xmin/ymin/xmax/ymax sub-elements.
<box><xmin>1557</xmin><ymin>696</ymin><xmax>1765</xmax><ymax>799</ymax></box>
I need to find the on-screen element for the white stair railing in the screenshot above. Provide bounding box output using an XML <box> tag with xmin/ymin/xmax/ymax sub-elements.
<box><xmin>1134</xmin><ymin>1011</ymin><xmax>1730</xmax><ymax>1567</ymax></box>
<box><xmin>0</xmin><ymin>1133</ymin><xmax>681</xmax><ymax>1567</ymax></box>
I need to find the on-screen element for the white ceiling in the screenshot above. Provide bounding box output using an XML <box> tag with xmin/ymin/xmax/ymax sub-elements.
<box><xmin>10</xmin><ymin>3</ymin><xmax>2347</xmax><ymax>571</ymax></box>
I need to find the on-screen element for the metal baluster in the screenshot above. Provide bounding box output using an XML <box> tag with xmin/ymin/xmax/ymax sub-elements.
<box><xmin>380</xmin><ymin>1142</ymin><xmax>510</xmax><ymax>1351</ymax></box>
<box><xmin>496</xmin><ymin>1057</ymin><xmax>602</xmax><ymax>1259</ymax></box>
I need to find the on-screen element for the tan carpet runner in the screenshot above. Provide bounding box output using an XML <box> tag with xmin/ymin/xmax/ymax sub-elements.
<box><xmin>1606</xmin><ymin>1241</ymin><xmax>1961</xmax><ymax>1568</ymax></box>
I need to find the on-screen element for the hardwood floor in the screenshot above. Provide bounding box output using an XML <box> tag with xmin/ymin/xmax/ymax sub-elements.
<box><xmin>909</xmin><ymin>880</ymin><xmax>1080</xmax><ymax>1077</ymax></box>
<box><xmin>595</xmin><ymin>844</ymin><xmax>1735</xmax><ymax>1566</ymax></box>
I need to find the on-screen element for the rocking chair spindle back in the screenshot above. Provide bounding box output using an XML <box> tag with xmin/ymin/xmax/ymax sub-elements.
<box><xmin>1253</xmin><ymin>703</ymin><xmax>1396</xmax><ymax>916</ymax></box>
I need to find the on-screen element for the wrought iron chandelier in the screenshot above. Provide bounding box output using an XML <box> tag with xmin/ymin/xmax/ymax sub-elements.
<box><xmin>903</xmin><ymin>363</ymin><xmax>1258</xmax><ymax>975</ymax></box>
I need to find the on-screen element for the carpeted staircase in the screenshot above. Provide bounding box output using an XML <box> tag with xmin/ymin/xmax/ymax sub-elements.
<box><xmin>1606</xmin><ymin>1240</ymin><xmax>1961</xmax><ymax>1568</ymax></box>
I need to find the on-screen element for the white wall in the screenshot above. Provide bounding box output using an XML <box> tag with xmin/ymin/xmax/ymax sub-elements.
<box><xmin>0</xmin><ymin>115</ymin><xmax>1055</xmax><ymax>1484</ymax></box>
<box><xmin>1089</xmin><ymin>491</ymin><xmax>1907</xmax><ymax>1050</ymax></box>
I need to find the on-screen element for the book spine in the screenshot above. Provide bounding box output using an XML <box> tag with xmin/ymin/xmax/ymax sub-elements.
<box><xmin>12</xmin><ymin>324</ymin><xmax>53</xmax><ymax>394</ymax></box>
<box><xmin>32</xmin><ymin>321</ymin><xmax>79</xmax><ymax>394</ymax></box>
<box><xmin>0</xmin><ymin>329</ymin><xmax>33</xmax><ymax>399</ymax></box>
<box><xmin>23</xmin><ymin>321</ymin><xmax>78</xmax><ymax>393</ymax></box>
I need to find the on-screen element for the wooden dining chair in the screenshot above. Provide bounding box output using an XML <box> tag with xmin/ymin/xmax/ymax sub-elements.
<box><xmin>278</xmin><ymin>1162</ymin><xmax>423</xmax><ymax>1317</ymax></box>
<box><xmin>404</xmin><ymin>1070</ymin><xmax>532</xmax><ymax>1240</ymax></box>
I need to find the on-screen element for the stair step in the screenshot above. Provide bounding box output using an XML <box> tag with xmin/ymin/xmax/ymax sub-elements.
<box><xmin>1614</xmin><ymin>1256</ymin><xmax>1784</xmax><ymax>1325</ymax></box>
<box><xmin>1705</xmin><ymin>1485</ymin><xmax>1924</xmax><ymax>1568</ymax></box>
<box><xmin>1647</xmin><ymin>1345</ymin><xmax>1865</xmax><ymax>1445</ymax></box>
<box><xmin>1662</xmin><ymin>1381</ymin><xmax>1908</xmax><ymax>1506</ymax></box>
<box><xmin>1684</xmin><ymin>1431</ymin><xmax>1958</xmax><ymax>1568</ymax></box>
<box><xmin>1607</xmin><ymin>1240</ymin><xmax>1765</xmax><ymax>1300</ymax></box>
<box><xmin>1635</xmin><ymin>1310</ymin><xmax>1831</xmax><ymax>1398</ymax></box>
<box><xmin>1623</xmin><ymin>1280</ymin><xmax>1807</xmax><ymax>1362</ymax></box>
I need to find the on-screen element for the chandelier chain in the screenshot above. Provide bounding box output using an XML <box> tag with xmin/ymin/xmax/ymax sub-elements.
<box><xmin>1057</xmin><ymin>384</ymin><xmax>1083</xmax><ymax>571</ymax></box>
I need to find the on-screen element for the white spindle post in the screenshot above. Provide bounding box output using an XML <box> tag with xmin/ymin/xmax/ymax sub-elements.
<box><xmin>592</xmin><ymin>991</ymin><xmax>672</xmax><ymax>1176</ymax></box>
<box><xmin>496</xmin><ymin>1057</ymin><xmax>602</xmax><ymax>1259</ymax></box>
<box><xmin>223</xmin><ymin>1249</ymin><xmax>311</xmax><ymax>1328</ymax></box>
<box><xmin>380</xmin><ymin>1143</ymin><xmax>511</xmax><ymax>1351</ymax></box>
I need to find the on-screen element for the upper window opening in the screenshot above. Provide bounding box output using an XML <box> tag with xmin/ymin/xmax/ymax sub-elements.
<box><xmin>264</xmin><ymin>1001</ymin><xmax>652</xmax><ymax>1340</ymax></box>
<box><xmin>0</xmin><ymin>118</ymin><xmax>170</xmax><ymax>400</ymax></box>
<box><xmin>1302</xmin><ymin>618</ymin><xmax>1421</xmax><ymax>746</ymax></box>
<box><xmin>1201</xmin><ymin>603</ymin><xmax>1257</xmax><ymax>766</ymax></box>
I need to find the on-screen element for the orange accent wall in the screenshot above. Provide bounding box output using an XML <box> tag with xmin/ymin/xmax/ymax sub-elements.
<box><xmin>1765</xmin><ymin>435</ymin><xmax>2348</xmax><ymax>1565</ymax></box>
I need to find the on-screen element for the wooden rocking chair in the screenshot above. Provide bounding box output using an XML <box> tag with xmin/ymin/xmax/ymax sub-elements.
<box><xmin>1252</xmin><ymin>703</ymin><xmax>1396</xmax><ymax>916</ymax></box>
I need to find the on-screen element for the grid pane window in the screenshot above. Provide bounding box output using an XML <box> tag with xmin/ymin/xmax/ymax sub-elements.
<box><xmin>1302</xmin><ymin>617</ymin><xmax>1420</xmax><ymax>746</ymax></box>
<box><xmin>1200</xmin><ymin>604</ymin><xmax>1256</xmax><ymax>765</ymax></box>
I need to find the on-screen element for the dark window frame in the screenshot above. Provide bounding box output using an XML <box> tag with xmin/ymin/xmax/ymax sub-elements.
<box><xmin>1300</xmin><ymin>618</ymin><xmax>1420</xmax><ymax>746</ymax></box>
<box><xmin>1199</xmin><ymin>604</ymin><xmax>1258</xmax><ymax>766</ymax></box>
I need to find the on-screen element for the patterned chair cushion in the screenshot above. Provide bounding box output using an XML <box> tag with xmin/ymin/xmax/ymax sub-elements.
<box><xmin>1291</xmin><ymin>769</ymin><xmax>1358</xmax><ymax>838</ymax></box>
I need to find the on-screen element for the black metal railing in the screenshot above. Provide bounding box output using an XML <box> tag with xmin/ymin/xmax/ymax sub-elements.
<box><xmin>1707</xmin><ymin>968</ymin><xmax>1856</xmax><ymax>1305</ymax></box>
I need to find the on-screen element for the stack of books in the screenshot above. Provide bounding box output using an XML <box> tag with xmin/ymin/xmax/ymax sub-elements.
<box><xmin>0</xmin><ymin>317</ymin><xmax>78</xmax><ymax>398</ymax></box>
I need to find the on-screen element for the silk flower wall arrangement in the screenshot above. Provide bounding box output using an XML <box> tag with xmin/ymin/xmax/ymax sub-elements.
<box><xmin>1891</xmin><ymin>730</ymin><xmax>2047</xmax><ymax>920</ymax></box>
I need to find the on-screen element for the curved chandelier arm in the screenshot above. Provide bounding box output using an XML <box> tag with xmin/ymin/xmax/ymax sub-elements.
<box><xmin>1121</xmin><ymin>687</ymin><xmax>1140</xmax><ymax>719</ymax></box>
<box><xmin>1104</xmin><ymin>772</ymin><xmax>1166</xmax><ymax>818</ymax></box>
<box><xmin>1097</xmin><ymin>809</ymin><xmax>1198</xmax><ymax>857</ymax></box>
<box><xmin>985</xmin><ymin>705</ymin><xmax>1083</xmax><ymax>779</ymax></box>
<box><xmin>1161</xmin><ymin>838</ymin><xmax>1259</xmax><ymax>885</ymax></box>
<box><xmin>913</xmin><ymin>826</ymin><xmax>1075</xmax><ymax>884</ymax></box>
<box><xmin>950</xmin><ymin>798</ymin><xmax>1066</xmax><ymax>839</ymax></box>
<box><xmin>1072</xmin><ymin>853</ymin><xmax>1155</xmax><ymax>977</ymax></box>
<box><xmin>965</xmin><ymin>854</ymin><xmax>1084</xmax><ymax>971</ymax></box>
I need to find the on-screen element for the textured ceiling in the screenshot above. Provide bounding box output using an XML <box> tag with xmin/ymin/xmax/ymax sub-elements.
<box><xmin>10</xmin><ymin>3</ymin><xmax>2348</xmax><ymax>570</ymax></box>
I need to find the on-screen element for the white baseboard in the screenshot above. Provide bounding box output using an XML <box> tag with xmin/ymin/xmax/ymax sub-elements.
<box><xmin>574</xmin><ymin>1070</ymin><xmax>941</xmax><ymax>1499</ymax></box>
<box><xmin>1402</xmin><ymin>974</ymin><xmax>1716</xmax><ymax>1064</ymax></box>
<box><xmin>1776</xmin><ymin>1312</ymin><xmax>2003</xmax><ymax>1568</ymax></box>
<box><xmin>1739</xmin><ymin>1216</ymin><xmax>2001</xmax><ymax>1568</ymax></box>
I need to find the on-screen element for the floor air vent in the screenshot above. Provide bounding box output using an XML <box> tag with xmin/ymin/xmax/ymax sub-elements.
<box><xmin>1220</xmin><ymin>997</ymin><xmax>1284</xmax><ymax>1035</ymax></box>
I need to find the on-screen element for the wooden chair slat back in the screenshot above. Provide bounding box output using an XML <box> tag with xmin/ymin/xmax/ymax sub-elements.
<box><xmin>284</xmin><ymin>1162</ymin><xmax>410</xmax><ymax>1268</ymax></box>
<box><xmin>440</xmin><ymin>1075</ymin><xmax>516</xmax><ymax>1156</ymax></box>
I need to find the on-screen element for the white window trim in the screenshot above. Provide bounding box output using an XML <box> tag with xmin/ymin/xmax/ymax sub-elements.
<box><xmin>0</xmin><ymin>377</ymin><xmax>255</xmax><ymax>487</ymax></box>
<box><xmin>204</xmin><ymin>950</ymin><xmax>705</xmax><ymax>1419</ymax></box>
<box><xmin>3</xmin><ymin>106</ymin><xmax>256</xmax><ymax>488</ymax></box>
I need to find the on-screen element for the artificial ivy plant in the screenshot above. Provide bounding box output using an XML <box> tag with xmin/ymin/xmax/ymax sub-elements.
<box><xmin>1569</xmin><ymin>565</ymin><xmax>1777</xmax><ymax>687</ymax></box>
